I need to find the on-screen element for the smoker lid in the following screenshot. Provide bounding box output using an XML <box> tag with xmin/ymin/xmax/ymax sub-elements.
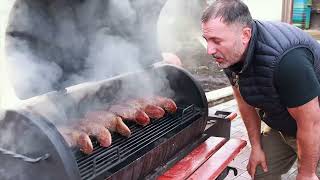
<box><xmin>5</xmin><ymin>0</ymin><xmax>167</xmax><ymax>99</ymax></box>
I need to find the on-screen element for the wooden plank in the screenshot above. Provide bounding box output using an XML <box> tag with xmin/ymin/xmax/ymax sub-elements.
<box><xmin>187</xmin><ymin>139</ymin><xmax>247</xmax><ymax>180</ymax></box>
<box><xmin>157</xmin><ymin>137</ymin><xmax>227</xmax><ymax>180</ymax></box>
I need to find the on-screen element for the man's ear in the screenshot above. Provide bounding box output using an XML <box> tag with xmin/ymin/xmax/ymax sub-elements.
<box><xmin>242</xmin><ymin>27</ymin><xmax>252</xmax><ymax>44</ymax></box>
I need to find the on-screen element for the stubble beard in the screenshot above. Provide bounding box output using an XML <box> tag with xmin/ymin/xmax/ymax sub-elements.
<box><xmin>216</xmin><ymin>40</ymin><xmax>244</xmax><ymax>69</ymax></box>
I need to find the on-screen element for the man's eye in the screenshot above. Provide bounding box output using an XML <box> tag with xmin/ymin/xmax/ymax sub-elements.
<box><xmin>214</xmin><ymin>40</ymin><xmax>221</xmax><ymax>45</ymax></box>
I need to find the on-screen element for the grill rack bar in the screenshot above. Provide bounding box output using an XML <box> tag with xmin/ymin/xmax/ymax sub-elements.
<box><xmin>75</xmin><ymin>104</ymin><xmax>201</xmax><ymax>180</ymax></box>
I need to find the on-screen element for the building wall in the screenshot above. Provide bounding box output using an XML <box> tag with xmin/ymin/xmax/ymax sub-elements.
<box><xmin>243</xmin><ymin>0</ymin><xmax>283</xmax><ymax>21</ymax></box>
<box><xmin>1</xmin><ymin>1</ymin><xmax>24</xmax><ymax>107</ymax></box>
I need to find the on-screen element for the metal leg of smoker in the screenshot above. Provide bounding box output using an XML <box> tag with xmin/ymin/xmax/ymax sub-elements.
<box><xmin>216</xmin><ymin>166</ymin><xmax>238</xmax><ymax>180</ymax></box>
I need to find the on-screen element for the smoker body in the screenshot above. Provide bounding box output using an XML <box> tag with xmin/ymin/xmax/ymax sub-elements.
<box><xmin>0</xmin><ymin>65</ymin><xmax>209</xmax><ymax>180</ymax></box>
<box><xmin>0</xmin><ymin>111</ymin><xmax>81</xmax><ymax>180</ymax></box>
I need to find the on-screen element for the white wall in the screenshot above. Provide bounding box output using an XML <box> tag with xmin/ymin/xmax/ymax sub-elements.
<box><xmin>243</xmin><ymin>0</ymin><xmax>283</xmax><ymax>21</ymax></box>
<box><xmin>0</xmin><ymin>1</ymin><xmax>15</xmax><ymax>37</ymax></box>
<box><xmin>0</xmin><ymin>1</ymin><xmax>20</xmax><ymax>108</ymax></box>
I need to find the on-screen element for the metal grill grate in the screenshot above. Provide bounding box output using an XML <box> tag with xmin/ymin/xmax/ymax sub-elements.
<box><xmin>75</xmin><ymin>104</ymin><xmax>202</xmax><ymax>180</ymax></box>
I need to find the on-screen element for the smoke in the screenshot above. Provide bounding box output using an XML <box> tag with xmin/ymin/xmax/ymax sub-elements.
<box><xmin>84</xmin><ymin>31</ymin><xmax>141</xmax><ymax>81</ymax></box>
<box><xmin>1</xmin><ymin>0</ymin><xmax>209</xmax><ymax>109</ymax></box>
<box><xmin>157</xmin><ymin>0</ymin><xmax>207</xmax><ymax>53</ymax></box>
<box><xmin>1</xmin><ymin>0</ymin><xmax>184</xmax><ymax>121</ymax></box>
<box><xmin>3</xmin><ymin>0</ymin><xmax>165</xmax><ymax>101</ymax></box>
<box><xmin>6</xmin><ymin>44</ymin><xmax>63</xmax><ymax>99</ymax></box>
<box><xmin>0</xmin><ymin>1</ymin><xmax>190</xmax><ymax>179</ymax></box>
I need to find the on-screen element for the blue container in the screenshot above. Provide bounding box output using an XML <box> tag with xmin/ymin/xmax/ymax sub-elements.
<box><xmin>292</xmin><ymin>0</ymin><xmax>312</xmax><ymax>29</ymax></box>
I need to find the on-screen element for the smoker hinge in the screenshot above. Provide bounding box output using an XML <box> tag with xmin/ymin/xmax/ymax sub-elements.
<box><xmin>0</xmin><ymin>147</ymin><xmax>50</xmax><ymax>163</ymax></box>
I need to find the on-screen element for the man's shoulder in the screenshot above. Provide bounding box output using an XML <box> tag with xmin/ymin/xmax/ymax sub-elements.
<box><xmin>275</xmin><ymin>47</ymin><xmax>319</xmax><ymax>108</ymax></box>
<box><xmin>281</xmin><ymin>48</ymin><xmax>314</xmax><ymax>64</ymax></box>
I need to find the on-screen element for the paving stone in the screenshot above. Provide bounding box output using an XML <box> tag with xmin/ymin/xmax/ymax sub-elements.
<box><xmin>240</xmin><ymin>171</ymin><xmax>251</xmax><ymax>179</ymax></box>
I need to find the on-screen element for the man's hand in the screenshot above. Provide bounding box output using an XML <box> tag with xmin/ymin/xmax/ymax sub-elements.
<box><xmin>296</xmin><ymin>173</ymin><xmax>319</xmax><ymax>180</ymax></box>
<box><xmin>247</xmin><ymin>147</ymin><xmax>268</xmax><ymax>177</ymax></box>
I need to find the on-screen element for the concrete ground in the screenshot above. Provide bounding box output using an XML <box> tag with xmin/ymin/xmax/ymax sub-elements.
<box><xmin>209</xmin><ymin>99</ymin><xmax>299</xmax><ymax>180</ymax></box>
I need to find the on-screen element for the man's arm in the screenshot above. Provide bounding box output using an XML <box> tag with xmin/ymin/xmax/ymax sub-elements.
<box><xmin>274</xmin><ymin>48</ymin><xmax>320</xmax><ymax>179</ymax></box>
<box><xmin>232</xmin><ymin>86</ymin><xmax>268</xmax><ymax>176</ymax></box>
<box><xmin>232</xmin><ymin>86</ymin><xmax>261</xmax><ymax>148</ymax></box>
<box><xmin>288</xmin><ymin>97</ymin><xmax>320</xmax><ymax>179</ymax></box>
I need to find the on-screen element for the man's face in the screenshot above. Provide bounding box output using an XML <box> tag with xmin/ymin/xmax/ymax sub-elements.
<box><xmin>201</xmin><ymin>17</ymin><xmax>250</xmax><ymax>68</ymax></box>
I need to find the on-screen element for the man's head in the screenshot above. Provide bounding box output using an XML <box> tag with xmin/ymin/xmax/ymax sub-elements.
<box><xmin>201</xmin><ymin>0</ymin><xmax>253</xmax><ymax>68</ymax></box>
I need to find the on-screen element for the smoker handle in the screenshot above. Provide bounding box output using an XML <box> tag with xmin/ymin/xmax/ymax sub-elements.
<box><xmin>0</xmin><ymin>147</ymin><xmax>50</xmax><ymax>163</ymax></box>
<box><xmin>208</xmin><ymin>111</ymin><xmax>237</xmax><ymax>121</ymax></box>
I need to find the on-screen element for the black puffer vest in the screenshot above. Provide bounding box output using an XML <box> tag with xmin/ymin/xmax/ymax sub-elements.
<box><xmin>226</xmin><ymin>20</ymin><xmax>320</xmax><ymax>136</ymax></box>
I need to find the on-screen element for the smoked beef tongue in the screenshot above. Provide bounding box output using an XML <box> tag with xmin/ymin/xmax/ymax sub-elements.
<box><xmin>109</xmin><ymin>105</ymin><xmax>150</xmax><ymax>126</ymax></box>
<box><xmin>58</xmin><ymin>127</ymin><xmax>93</xmax><ymax>154</ymax></box>
<box><xmin>125</xmin><ymin>99</ymin><xmax>165</xmax><ymax>119</ymax></box>
<box><xmin>85</xmin><ymin>111</ymin><xmax>131</xmax><ymax>137</ymax></box>
<box><xmin>145</xmin><ymin>96</ymin><xmax>178</xmax><ymax>113</ymax></box>
<box><xmin>75</xmin><ymin>121</ymin><xmax>112</xmax><ymax>147</ymax></box>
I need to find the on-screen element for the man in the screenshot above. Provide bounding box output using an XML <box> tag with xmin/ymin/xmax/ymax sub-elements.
<box><xmin>201</xmin><ymin>0</ymin><xmax>320</xmax><ymax>179</ymax></box>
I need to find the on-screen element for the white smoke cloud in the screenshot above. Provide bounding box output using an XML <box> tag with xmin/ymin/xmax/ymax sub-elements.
<box><xmin>157</xmin><ymin>0</ymin><xmax>206</xmax><ymax>52</ymax></box>
<box><xmin>0</xmin><ymin>0</ymin><xmax>208</xmax><ymax>109</ymax></box>
<box><xmin>6</xmin><ymin>44</ymin><xmax>63</xmax><ymax>98</ymax></box>
<box><xmin>0</xmin><ymin>0</ymin><xmax>200</xmax><ymax>179</ymax></box>
<box><xmin>3</xmin><ymin>0</ymin><xmax>173</xmax><ymax>100</ymax></box>
<box><xmin>0</xmin><ymin>0</ymin><xmax>185</xmax><ymax>122</ymax></box>
<box><xmin>84</xmin><ymin>31</ymin><xmax>141</xmax><ymax>81</ymax></box>
<box><xmin>0</xmin><ymin>0</ymin><xmax>212</xmax><ymax>117</ymax></box>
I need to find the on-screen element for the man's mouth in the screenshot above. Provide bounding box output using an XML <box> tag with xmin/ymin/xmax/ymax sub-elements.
<box><xmin>212</xmin><ymin>54</ymin><xmax>223</xmax><ymax>62</ymax></box>
<box><xmin>215</xmin><ymin>57</ymin><xmax>224</xmax><ymax>63</ymax></box>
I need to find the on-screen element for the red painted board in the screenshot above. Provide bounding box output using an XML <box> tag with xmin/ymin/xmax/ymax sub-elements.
<box><xmin>158</xmin><ymin>137</ymin><xmax>227</xmax><ymax>180</ymax></box>
<box><xmin>187</xmin><ymin>139</ymin><xmax>247</xmax><ymax>180</ymax></box>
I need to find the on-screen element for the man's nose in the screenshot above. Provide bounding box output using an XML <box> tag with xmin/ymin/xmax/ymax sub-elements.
<box><xmin>207</xmin><ymin>44</ymin><xmax>217</xmax><ymax>55</ymax></box>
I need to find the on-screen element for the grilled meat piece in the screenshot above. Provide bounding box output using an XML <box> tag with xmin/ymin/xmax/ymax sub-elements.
<box><xmin>148</xmin><ymin>96</ymin><xmax>177</xmax><ymax>113</ymax></box>
<box><xmin>75</xmin><ymin>121</ymin><xmax>112</xmax><ymax>147</ymax></box>
<box><xmin>144</xmin><ymin>104</ymin><xmax>165</xmax><ymax>119</ymax></box>
<box><xmin>109</xmin><ymin>105</ymin><xmax>150</xmax><ymax>126</ymax></box>
<box><xmin>58</xmin><ymin>127</ymin><xmax>93</xmax><ymax>154</ymax></box>
<box><xmin>125</xmin><ymin>99</ymin><xmax>165</xmax><ymax>119</ymax></box>
<box><xmin>85</xmin><ymin>111</ymin><xmax>131</xmax><ymax>137</ymax></box>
